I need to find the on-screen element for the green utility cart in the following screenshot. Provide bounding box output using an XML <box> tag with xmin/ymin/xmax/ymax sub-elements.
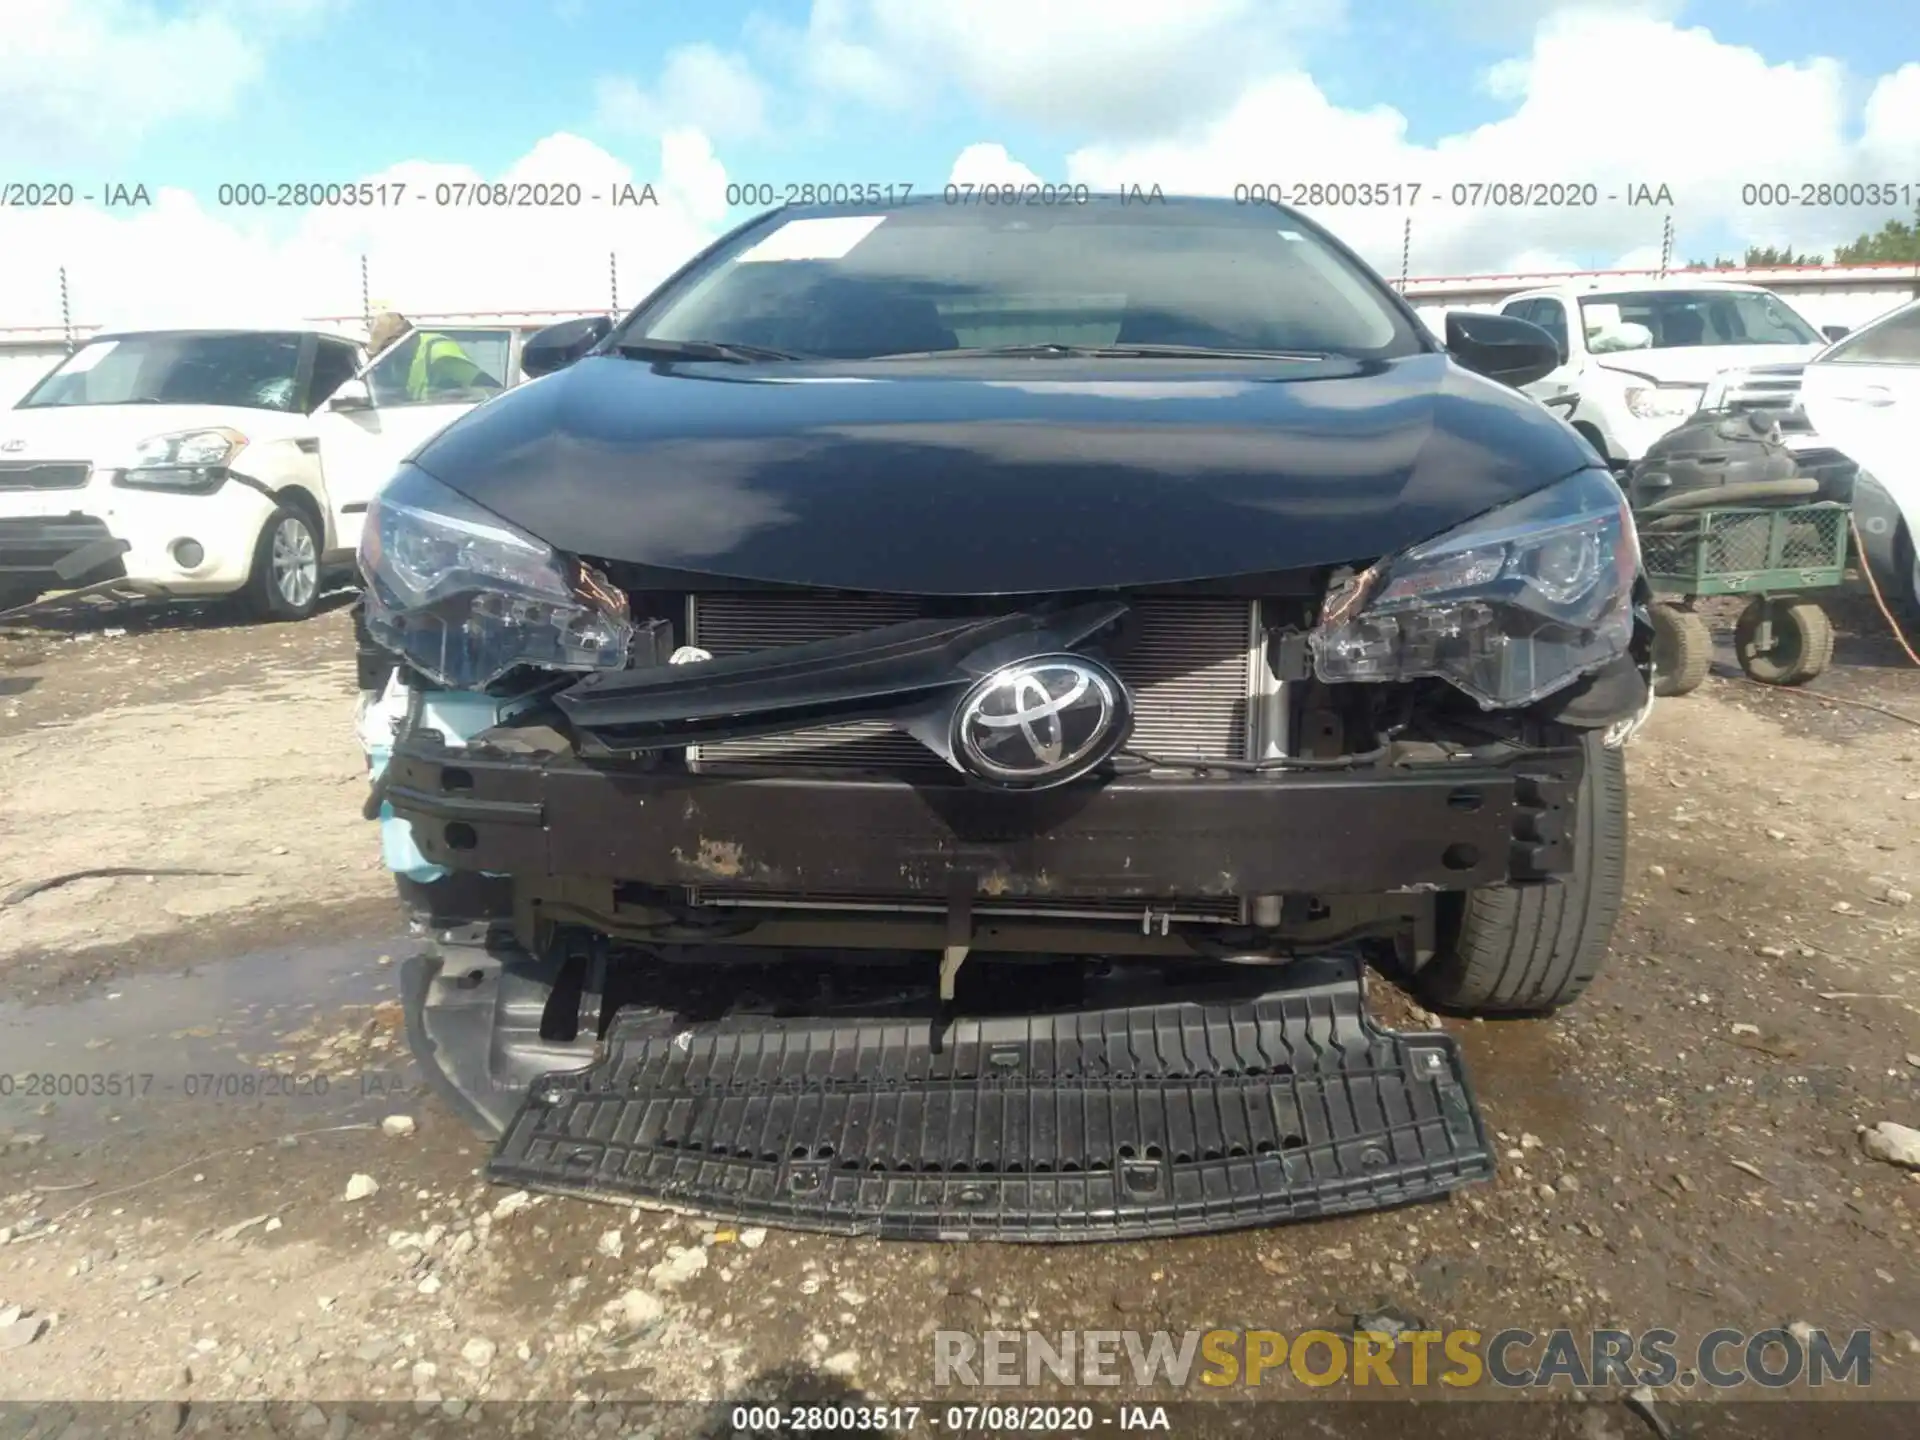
<box><xmin>1639</xmin><ymin>500</ymin><xmax>1850</xmax><ymax>697</ymax></box>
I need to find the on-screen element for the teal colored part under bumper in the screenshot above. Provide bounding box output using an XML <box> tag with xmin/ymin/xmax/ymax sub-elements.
<box><xmin>370</xmin><ymin>747</ymin><xmax>450</xmax><ymax>883</ymax></box>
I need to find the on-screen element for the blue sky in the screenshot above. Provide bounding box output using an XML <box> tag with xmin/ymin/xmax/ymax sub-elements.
<box><xmin>1</xmin><ymin>0</ymin><xmax>1917</xmax><ymax>325</ymax></box>
<box><xmin>111</xmin><ymin>0</ymin><xmax>1909</xmax><ymax>200</ymax></box>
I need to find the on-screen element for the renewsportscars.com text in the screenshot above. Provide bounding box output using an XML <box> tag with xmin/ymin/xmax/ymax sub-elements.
<box><xmin>933</xmin><ymin>1327</ymin><xmax>1874</xmax><ymax>1390</ymax></box>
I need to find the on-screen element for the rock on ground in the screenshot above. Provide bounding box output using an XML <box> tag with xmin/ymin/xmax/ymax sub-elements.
<box><xmin>1863</xmin><ymin>1122</ymin><xmax>1920</xmax><ymax>1169</ymax></box>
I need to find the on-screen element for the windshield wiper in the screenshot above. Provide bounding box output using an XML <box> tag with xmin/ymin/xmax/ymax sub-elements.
<box><xmin>1082</xmin><ymin>343</ymin><xmax>1330</xmax><ymax>361</ymax></box>
<box><xmin>872</xmin><ymin>342</ymin><xmax>1331</xmax><ymax>361</ymax></box>
<box><xmin>615</xmin><ymin>338</ymin><xmax>805</xmax><ymax>363</ymax></box>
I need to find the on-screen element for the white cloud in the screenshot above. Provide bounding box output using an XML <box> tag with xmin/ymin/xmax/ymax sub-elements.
<box><xmin>596</xmin><ymin>43</ymin><xmax>772</xmax><ymax>143</ymax></box>
<box><xmin>946</xmin><ymin>144</ymin><xmax>1043</xmax><ymax>189</ymax></box>
<box><xmin>777</xmin><ymin>0</ymin><xmax>918</xmax><ymax>111</ymax></box>
<box><xmin>791</xmin><ymin>0</ymin><xmax>1343</xmax><ymax>133</ymax></box>
<box><xmin>1035</xmin><ymin>11</ymin><xmax>1920</xmax><ymax>275</ymax></box>
<box><xmin>0</xmin><ymin>134</ymin><xmax>732</xmax><ymax>331</ymax></box>
<box><xmin>0</xmin><ymin>0</ymin><xmax>338</xmax><ymax>164</ymax></box>
<box><xmin>1861</xmin><ymin>63</ymin><xmax>1920</xmax><ymax>171</ymax></box>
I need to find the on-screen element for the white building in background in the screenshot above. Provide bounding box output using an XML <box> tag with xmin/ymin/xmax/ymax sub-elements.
<box><xmin>1</xmin><ymin>263</ymin><xmax>1916</xmax><ymax>408</ymax></box>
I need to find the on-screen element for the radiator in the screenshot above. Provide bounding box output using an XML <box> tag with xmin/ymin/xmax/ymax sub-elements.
<box><xmin>684</xmin><ymin>592</ymin><xmax>1260</xmax><ymax>772</ymax></box>
<box><xmin>680</xmin><ymin>592</ymin><xmax>1264</xmax><ymax>924</ymax></box>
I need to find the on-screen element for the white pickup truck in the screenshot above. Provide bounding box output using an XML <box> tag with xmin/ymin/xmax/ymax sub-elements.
<box><xmin>0</xmin><ymin>319</ymin><xmax>554</xmax><ymax>620</ymax></box>
<box><xmin>1491</xmin><ymin>278</ymin><xmax>1834</xmax><ymax>468</ymax></box>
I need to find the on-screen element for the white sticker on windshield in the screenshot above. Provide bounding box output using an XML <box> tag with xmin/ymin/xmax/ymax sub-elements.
<box><xmin>735</xmin><ymin>215</ymin><xmax>888</xmax><ymax>263</ymax></box>
<box><xmin>1277</xmin><ymin>230</ymin><xmax>1305</xmax><ymax>241</ymax></box>
<box><xmin>59</xmin><ymin>340</ymin><xmax>118</xmax><ymax>374</ymax></box>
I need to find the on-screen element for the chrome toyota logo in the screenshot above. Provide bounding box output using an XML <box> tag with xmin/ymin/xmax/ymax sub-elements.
<box><xmin>0</xmin><ymin>439</ymin><xmax>23</xmax><ymax>453</ymax></box>
<box><xmin>950</xmin><ymin>655</ymin><xmax>1131</xmax><ymax>788</ymax></box>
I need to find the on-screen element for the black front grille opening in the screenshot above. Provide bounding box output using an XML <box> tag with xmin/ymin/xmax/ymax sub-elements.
<box><xmin>596</xmin><ymin>942</ymin><xmax>1302</xmax><ymax>1026</ymax></box>
<box><xmin>689</xmin><ymin>887</ymin><xmax>1243</xmax><ymax>926</ymax></box>
<box><xmin>0</xmin><ymin>462</ymin><xmax>90</xmax><ymax>492</ymax></box>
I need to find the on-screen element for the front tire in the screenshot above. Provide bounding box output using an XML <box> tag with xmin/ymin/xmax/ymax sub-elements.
<box><xmin>1897</xmin><ymin>522</ymin><xmax>1920</xmax><ymax>622</ymax></box>
<box><xmin>244</xmin><ymin>505</ymin><xmax>322</xmax><ymax>621</ymax></box>
<box><xmin>1415</xmin><ymin>729</ymin><xmax>1627</xmax><ymax>1015</ymax></box>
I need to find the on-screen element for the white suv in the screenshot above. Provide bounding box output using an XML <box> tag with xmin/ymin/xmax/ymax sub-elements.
<box><xmin>1494</xmin><ymin>279</ymin><xmax>1830</xmax><ymax>467</ymax></box>
<box><xmin>0</xmin><ymin>320</ymin><xmax>549</xmax><ymax>620</ymax></box>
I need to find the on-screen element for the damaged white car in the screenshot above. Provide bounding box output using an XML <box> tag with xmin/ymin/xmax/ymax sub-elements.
<box><xmin>0</xmin><ymin>321</ymin><xmax>530</xmax><ymax>619</ymax></box>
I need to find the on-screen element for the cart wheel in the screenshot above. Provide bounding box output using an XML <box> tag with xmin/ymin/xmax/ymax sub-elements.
<box><xmin>1650</xmin><ymin>605</ymin><xmax>1713</xmax><ymax>696</ymax></box>
<box><xmin>1734</xmin><ymin>597</ymin><xmax>1833</xmax><ymax>686</ymax></box>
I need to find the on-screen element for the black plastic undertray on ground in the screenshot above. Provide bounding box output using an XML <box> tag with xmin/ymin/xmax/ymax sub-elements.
<box><xmin>486</xmin><ymin>951</ymin><xmax>1494</xmax><ymax>1239</ymax></box>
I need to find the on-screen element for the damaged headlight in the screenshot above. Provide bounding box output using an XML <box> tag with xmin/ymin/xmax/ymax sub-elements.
<box><xmin>1309</xmin><ymin>468</ymin><xmax>1638</xmax><ymax>708</ymax></box>
<box><xmin>111</xmin><ymin>427</ymin><xmax>246</xmax><ymax>493</ymax></box>
<box><xmin>357</xmin><ymin>463</ymin><xmax>632</xmax><ymax>690</ymax></box>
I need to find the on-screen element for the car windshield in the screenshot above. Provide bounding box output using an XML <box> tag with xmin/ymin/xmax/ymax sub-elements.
<box><xmin>18</xmin><ymin>332</ymin><xmax>305</xmax><ymax>411</ymax></box>
<box><xmin>625</xmin><ymin>202</ymin><xmax>1428</xmax><ymax>362</ymax></box>
<box><xmin>1818</xmin><ymin>302</ymin><xmax>1920</xmax><ymax>365</ymax></box>
<box><xmin>1578</xmin><ymin>290</ymin><xmax>1821</xmax><ymax>350</ymax></box>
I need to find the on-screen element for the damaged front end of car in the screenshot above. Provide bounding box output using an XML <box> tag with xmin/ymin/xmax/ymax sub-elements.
<box><xmin>351</xmin><ymin>450</ymin><xmax>1651</xmax><ymax>1238</ymax></box>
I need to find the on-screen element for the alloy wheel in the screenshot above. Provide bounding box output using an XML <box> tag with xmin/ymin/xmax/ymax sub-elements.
<box><xmin>272</xmin><ymin>516</ymin><xmax>319</xmax><ymax>609</ymax></box>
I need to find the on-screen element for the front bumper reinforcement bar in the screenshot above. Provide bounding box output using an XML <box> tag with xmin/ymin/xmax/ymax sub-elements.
<box><xmin>384</xmin><ymin>737</ymin><xmax>1583</xmax><ymax>895</ymax></box>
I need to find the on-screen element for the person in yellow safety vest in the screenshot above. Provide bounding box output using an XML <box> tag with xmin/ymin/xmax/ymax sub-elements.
<box><xmin>367</xmin><ymin>311</ymin><xmax>495</xmax><ymax>400</ymax></box>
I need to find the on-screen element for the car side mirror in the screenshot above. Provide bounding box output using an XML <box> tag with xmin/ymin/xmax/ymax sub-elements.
<box><xmin>327</xmin><ymin>378</ymin><xmax>373</xmax><ymax>412</ymax></box>
<box><xmin>522</xmin><ymin>315</ymin><xmax>613</xmax><ymax>379</ymax></box>
<box><xmin>1446</xmin><ymin>311</ymin><xmax>1561</xmax><ymax>388</ymax></box>
<box><xmin>1822</xmin><ymin>324</ymin><xmax>1850</xmax><ymax>342</ymax></box>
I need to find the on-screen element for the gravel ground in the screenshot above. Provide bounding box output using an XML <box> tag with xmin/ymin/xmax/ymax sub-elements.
<box><xmin>0</xmin><ymin>590</ymin><xmax>1918</xmax><ymax>1436</ymax></box>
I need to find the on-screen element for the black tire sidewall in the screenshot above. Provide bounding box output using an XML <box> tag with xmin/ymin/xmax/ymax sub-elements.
<box><xmin>1416</xmin><ymin>729</ymin><xmax>1627</xmax><ymax>1015</ymax></box>
<box><xmin>1898</xmin><ymin>522</ymin><xmax>1920</xmax><ymax>619</ymax></box>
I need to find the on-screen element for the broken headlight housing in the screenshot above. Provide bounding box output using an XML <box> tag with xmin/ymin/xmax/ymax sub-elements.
<box><xmin>111</xmin><ymin>427</ymin><xmax>246</xmax><ymax>493</ymax></box>
<box><xmin>1309</xmin><ymin>467</ymin><xmax>1638</xmax><ymax>708</ymax></box>
<box><xmin>358</xmin><ymin>463</ymin><xmax>632</xmax><ymax>690</ymax></box>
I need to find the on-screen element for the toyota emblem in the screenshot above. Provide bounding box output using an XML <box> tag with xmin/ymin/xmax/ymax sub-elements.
<box><xmin>0</xmin><ymin>439</ymin><xmax>24</xmax><ymax>453</ymax></box>
<box><xmin>949</xmin><ymin>655</ymin><xmax>1131</xmax><ymax>788</ymax></box>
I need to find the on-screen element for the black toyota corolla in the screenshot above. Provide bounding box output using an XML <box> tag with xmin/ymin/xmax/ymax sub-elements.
<box><xmin>353</xmin><ymin>196</ymin><xmax>1652</xmax><ymax>1238</ymax></box>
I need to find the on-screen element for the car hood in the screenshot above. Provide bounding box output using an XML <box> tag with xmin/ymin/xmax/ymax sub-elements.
<box><xmin>1592</xmin><ymin>343</ymin><xmax>1822</xmax><ymax>388</ymax></box>
<box><xmin>408</xmin><ymin>352</ymin><xmax>1597</xmax><ymax>595</ymax></box>
<box><xmin>1800</xmin><ymin>365</ymin><xmax>1920</xmax><ymax>521</ymax></box>
<box><xmin>0</xmin><ymin>403</ymin><xmax>295</xmax><ymax>460</ymax></box>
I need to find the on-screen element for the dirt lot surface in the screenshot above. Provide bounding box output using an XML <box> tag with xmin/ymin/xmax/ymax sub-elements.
<box><xmin>0</xmin><ymin>594</ymin><xmax>395</xmax><ymax>996</ymax></box>
<box><xmin>1</xmin><ymin>591</ymin><xmax>1918</xmax><ymax>1437</ymax></box>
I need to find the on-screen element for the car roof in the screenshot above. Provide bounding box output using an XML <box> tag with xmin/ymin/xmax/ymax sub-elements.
<box><xmin>1514</xmin><ymin>278</ymin><xmax>1775</xmax><ymax>300</ymax></box>
<box><xmin>1811</xmin><ymin>293</ymin><xmax>1920</xmax><ymax>361</ymax></box>
<box><xmin>761</xmin><ymin>192</ymin><xmax>1328</xmax><ymax>229</ymax></box>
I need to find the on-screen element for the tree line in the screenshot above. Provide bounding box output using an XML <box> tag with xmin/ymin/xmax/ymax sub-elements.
<box><xmin>1688</xmin><ymin>217</ymin><xmax>1920</xmax><ymax>269</ymax></box>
